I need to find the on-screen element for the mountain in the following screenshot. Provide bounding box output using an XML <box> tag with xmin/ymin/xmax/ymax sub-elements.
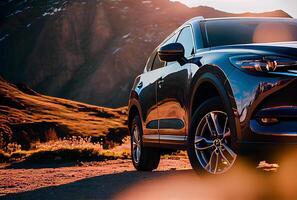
<box><xmin>0</xmin><ymin>0</ymin><xmax>291</xmax><ymax>107</ymax></box>
<box><xmin>0</xmin><ymin>77</ymin><xmax>127</xmax><ymax>150</ymax></box>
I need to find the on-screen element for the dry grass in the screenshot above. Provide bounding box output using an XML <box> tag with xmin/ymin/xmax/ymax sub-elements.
<box><xmin>0</xmin><ymin>136</ymin><xmax>131</xmax><ymax>163</ymax></box>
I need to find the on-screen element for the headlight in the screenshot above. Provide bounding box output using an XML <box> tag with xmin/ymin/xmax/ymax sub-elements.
<box><xmin>229</xmin><ymin>55</ymin><xmax>297</xmax><ymax>72</ymax></box>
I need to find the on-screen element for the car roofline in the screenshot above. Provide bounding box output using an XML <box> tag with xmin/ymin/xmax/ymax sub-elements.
<box><xmin>182</xmin><ymin>17</ymin><xmax>294</xmax><ymax>29</ymax></box>
<box><xmin>201</xmin><ymin>17</ymin><xmax>293</xmax><ymax>22</ymax></box>
<box><xmin>185</xmin><ymin>16</ymin><xmax>294</xmax><ymax>24</ymax></box>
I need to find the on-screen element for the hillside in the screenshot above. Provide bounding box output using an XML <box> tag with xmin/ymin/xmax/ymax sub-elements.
<box><xmin>0</xmin><ymin>77</ymin><xmax>127</xmax><ymax>150</ymax></box>
<box><xmin>0</xmin><ymin>0</ymin><xmax>291</xmax><ymax>107</ymax></box>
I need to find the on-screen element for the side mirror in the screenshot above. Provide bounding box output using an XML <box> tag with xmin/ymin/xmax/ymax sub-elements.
<box><xmin>158</xmin><ymin>43</ymin><xmax>187</xmax><ymax>65</ymax></box>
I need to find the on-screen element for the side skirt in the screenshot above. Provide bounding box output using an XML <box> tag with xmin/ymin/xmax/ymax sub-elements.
<box><xmin>143</xmin><ymin>134</ymin><xmax>187</xmax><ymax>149</ymax></box>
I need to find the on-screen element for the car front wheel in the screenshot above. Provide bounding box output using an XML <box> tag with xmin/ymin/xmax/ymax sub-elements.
<box><xmin>187</xmin><ymin>97</ymin><xmax>237</xmax><ymax>174</ymax></box>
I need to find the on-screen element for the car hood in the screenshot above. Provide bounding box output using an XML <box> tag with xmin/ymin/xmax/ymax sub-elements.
<box><xmin>211</xmin><ymin>41</ymin><xmax>297</xmax><ymax>57</ymax></box>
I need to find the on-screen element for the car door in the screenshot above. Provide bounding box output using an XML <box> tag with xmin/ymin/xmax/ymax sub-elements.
<box><xmin>140</xmin><ymin>33</ymin><xmax>179</xmax><ymax>144</ymax></box>
<box><xmin>140</xmin><ymin>49</ymin><xmax>165</xmax><ymax>144</ymax></box>
<box><xmin>157</xmin><ymin>26</ymin><xmax>195</xmax><ymax>145</ymax></box>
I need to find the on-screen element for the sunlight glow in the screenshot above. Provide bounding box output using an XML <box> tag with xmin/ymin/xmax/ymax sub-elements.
<box><xmin>171</xmin><ymin>0</ymin><xmax>297</xmax><ymax>18</ymax></box>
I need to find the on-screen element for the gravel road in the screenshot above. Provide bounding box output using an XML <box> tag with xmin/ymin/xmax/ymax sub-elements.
<box><xmin>1</xmin><ymin>156</ymin><xmax>295</xmax><ymax>200</ymax></box>
<box><xmin>0</xmin><ymin>158</ymin><xmax>191</xmax><ymax>199</ymax></box>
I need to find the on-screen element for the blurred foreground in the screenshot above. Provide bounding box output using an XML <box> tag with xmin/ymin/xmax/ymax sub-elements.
<box><xmin>116</xmin><ymin>149</ymin><xmax>297</xmax><ymax>200</ymax></box>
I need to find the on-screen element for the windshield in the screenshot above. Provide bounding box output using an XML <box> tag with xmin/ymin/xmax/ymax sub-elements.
<box><xmin>205</xmin><ymin>19</ymin><xmax>297</xmax><ymax>47</ymax></box>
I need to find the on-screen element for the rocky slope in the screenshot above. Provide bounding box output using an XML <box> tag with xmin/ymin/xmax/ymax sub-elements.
<box><xmin>0</xmin><ymin>0</ymin><xmax>291</xmax><ymax>107</ymax></box>
<box><xmin>0</xmin><ymin>77</ymin><xmax>127</xmax><ymax>149</ymax></box>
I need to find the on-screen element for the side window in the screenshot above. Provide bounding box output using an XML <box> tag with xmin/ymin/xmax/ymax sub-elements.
<box><xmin>151</xmin><ymin>52</ymin><xmax>165</xmax><ymax>70</ymax></box>
<box><xmin>177</xmin><ymin>26</ymin><xmax>195</xmax><ymax>58</ymax></box>
<box><xmin>196</xmin><ymin>22</ymin><xmax>205</xmax><ymax>49</ymax></box>
<box><xmin>150</xmin><ymin>32</ymin><xmax>178</xmax><ymax>70</ymax></box>
<box><xmin>162</xmin><ymin>33</ymin><xmax>178</xmax><ymax>46</ymax></box>
<box><xmin>144</xmin><ymin>52</ymin><xmax>155</xmax><ymax>72</ymax></box>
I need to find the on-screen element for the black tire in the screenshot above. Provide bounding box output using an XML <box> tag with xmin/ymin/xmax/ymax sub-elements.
<box><xmin>187</xmin><ymin>97</ymin><xmax>238</xmax><ymax>174</ymax></box>
<box><xmin>131</xmin><ymin>115</ymin><xmax>160</xmax><ymax>171</ymax></box>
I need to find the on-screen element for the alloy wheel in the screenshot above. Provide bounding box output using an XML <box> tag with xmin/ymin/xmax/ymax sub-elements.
<box><xmin>132</xmin><ymin>124</ymin><xmax>141</xmax><ymax>164</ymax></box>
<box><xmin>194</xmin><ymin>111</ymin><xmax>237</xmax><ymax>174</ymax></box>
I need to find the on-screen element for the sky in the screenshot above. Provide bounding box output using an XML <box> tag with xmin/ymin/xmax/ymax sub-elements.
<box><xmin>171</xmin><ymin>0</ymin><xmax>297</xmax><ymax>18</ymax></box>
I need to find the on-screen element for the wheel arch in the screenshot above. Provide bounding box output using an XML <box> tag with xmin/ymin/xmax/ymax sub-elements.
<box><xmin>191</xmin><ymin>80</ymin><xmax>221</xmax><ymax>117</ymax></box>
<box><xmin>128</xmin><ymin>91</ymin><xmax>143</xmax><ymax>135</ymax></box>
<box><xmin>190</xmin><ymin>66</ymin><xmax>234</xmax><ymax>115</ymax></box>
<box><xmin>128</xmin><ymin>105</ymin><xmax>140</xmax><ymax>130</ymax></box>
<box><xmin>189</xmin><ymin>65</ymin><xmax>241</xmax><ymax>149</ymax></box>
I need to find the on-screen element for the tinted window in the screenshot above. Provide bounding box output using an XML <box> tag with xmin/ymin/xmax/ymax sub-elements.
<box><xmin>195</xmin><ymin>23</ymin><xmax>204</xmax><ymax>49</ymax></box>
<box><xmin>205</xmin><ymin>19</ymin><xmax>297</xmax><ymax>47</ymax></box>
<box><xmin>177</xmin><ymin>26</ymin><xmax>194</xmax><ymax>58</ymax></box>
<box><xmin>152</xmin><ymin>52</ymin><xmax>164</xmax><ymax>70</ymax></box>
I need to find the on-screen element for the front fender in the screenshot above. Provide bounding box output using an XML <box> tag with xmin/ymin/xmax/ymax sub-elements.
<box><xmin>189</xmin><ymin>64</ymin><xmax>241</xmax><ymax>149</ymax></box>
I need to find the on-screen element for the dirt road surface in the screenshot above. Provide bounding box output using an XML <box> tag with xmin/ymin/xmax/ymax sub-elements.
<box><xmin>1</xmin><ymin>157</ymin><xmax>291</xmax><ymax>200</ymax></box>
<box><xmin>0</xmin><ymin>158</ymin><xmax>191</xmax><ymax>199</ymax></box>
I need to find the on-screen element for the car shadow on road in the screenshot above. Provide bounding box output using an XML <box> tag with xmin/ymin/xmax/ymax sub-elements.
<box><xmin>2</xmin><ymin>169</ymin><xmax>192</xmax><ymax>200</ymax></box>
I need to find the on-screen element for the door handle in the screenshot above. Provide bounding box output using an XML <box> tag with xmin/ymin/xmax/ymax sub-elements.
<box><xmin>137</xmin><ymin>81</ymin><xmax>143</xmax><ymax>88</ymax></box>
<box><xmin>157</xmin><ymin>79</ymin><xmax>164</xmax><ymax>85</ymax></box>
<box><xmin>157</xmin><ymin>78</ymin><xmax>164</xmax><ymax>88</ymax></box>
